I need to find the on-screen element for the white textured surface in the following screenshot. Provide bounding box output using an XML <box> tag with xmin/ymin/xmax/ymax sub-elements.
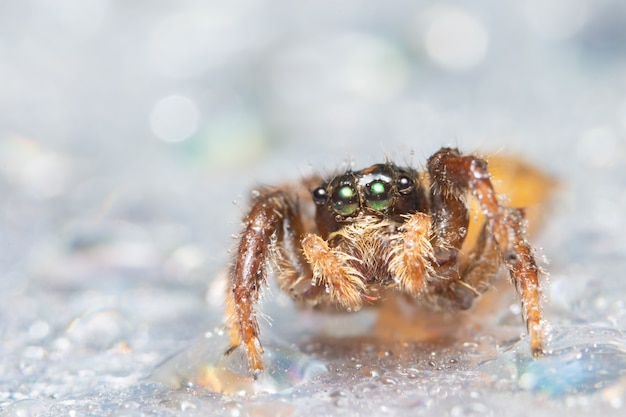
<box><xmin>2</xmin><ymin>1</ymin><xmax>626</xmax><ymax>416</ymax></box>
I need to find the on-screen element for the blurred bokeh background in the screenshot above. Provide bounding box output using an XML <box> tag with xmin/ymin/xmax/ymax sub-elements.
<box><xmin>2</xmin><ymin>1</ymin><xmax>626</xmax><ymax>416</ymax></box>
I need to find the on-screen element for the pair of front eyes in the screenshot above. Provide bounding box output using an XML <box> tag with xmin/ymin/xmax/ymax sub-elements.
<box><xmin>312</xmin><ymin>176</ymin><xmax>414</xmax><ymax>216</ymax></box>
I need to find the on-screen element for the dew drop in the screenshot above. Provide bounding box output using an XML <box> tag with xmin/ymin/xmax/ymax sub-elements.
<box><xmin>223</xmin><ymin>401</ymin><xmax>242</xmax><ymax>417</ymax></box>
<box><xmin>449</xmin><ymin>402</ymin><xmax>493</xmax><ymax>417</ymax></box>
<box><xmin>332</xmin><ymin>397</ymin><xmax>349</xmax><ymax>408</ymax></box>
<box><xmin>1</xmin><ymin>399</ymin><xmax>50</xmax><ymax>417</ymax></box>
<box><xmin>378</xmin><ymin>376</ymin><xmax>398</xmax><ymax>385</ymax></box>
<box><xmin>405</xmin><ymin>368</ymin><xmax>421</xmax><ymax>379</ymax></box>
<box><xmin>329</xmin><ymin>389</ymin><xmax>349</xmax><ymax>398</ymax></box>
<box><xmin>358</xmin><ymin>365</ymin><xmax>383</xmax><ymax>377</ymax></box>
<box><xmin>28</xmin><ymin>320</ymin><xmax>50</xmax><ymax>340</ymax></box>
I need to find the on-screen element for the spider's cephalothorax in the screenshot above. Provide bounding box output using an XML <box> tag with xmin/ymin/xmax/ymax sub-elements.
<box><xmin>311</xmin><ymin>163</ymin><xmax>429</xmax><ymax>232</ymax></box>
<box><xmin>225</xmin><ymin>148</ymin><xmax>546</xmax><ymax>376</ymax></box>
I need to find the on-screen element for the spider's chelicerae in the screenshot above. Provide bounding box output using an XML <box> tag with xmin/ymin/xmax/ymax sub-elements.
<box><xmin>225</xmin><ymin>147</ymin><xmax>546</xmax><ymax>375</ymax></box>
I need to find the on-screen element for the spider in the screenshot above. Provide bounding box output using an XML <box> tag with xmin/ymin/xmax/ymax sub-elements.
<box><xmin>225</xmin><ymin>147</ymin><xmax>546</xmax><ymax>376</ymax></box>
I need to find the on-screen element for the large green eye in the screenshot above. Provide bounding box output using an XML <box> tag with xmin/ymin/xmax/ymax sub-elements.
<box><xmin>331</xmin><ymin>185</ymin><xmax>359</xmax><ymax>216</ymax></box>
<box><xmin>365</xmin><ymin>180</ymin><xmax>391</xmax><ymax>211</ymax></box>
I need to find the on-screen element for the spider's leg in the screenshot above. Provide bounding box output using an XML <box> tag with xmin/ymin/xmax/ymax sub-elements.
<box><xmin>427</xmin><ymin>151</ymin><xmax>470</xmax><ymax>279</ymax></box>
<box><xmin>427</xmin><ymin>147</ymin><xmax>545</xmax><ymax>356</ymax></box>
<box><xmin>450</xmin><ymin>222</ymin><xmax>501</xmax><ymax>309</ymax></box>
<box><xmin>301</xmin><ymin>234</ymin><xmax>366</xmax><ymax>310</ymax></box>
<box><xmin>226</xmin><ymin>188</ymin><xmax>300</xmax><ymax>375</ymax></box>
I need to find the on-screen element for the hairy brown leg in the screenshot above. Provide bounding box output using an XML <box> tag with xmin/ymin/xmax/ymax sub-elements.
<box><xmin>301</xmin><ymin>234</ymin><xmax>366</xmax><ymax>310</ymax></box>
<box><xmin>446</xmin><ymin>222</ymin><xmax>501</xmax><ymax>310</ymax></box>
<box><xmin>496</xmin><ymin>207</ymin><xmax>544</xmax><ymax>355</ymax></box>
<box><xmin>227</xmin><ymin>188</ymin><xmax>306</xmax><ymax>375</ymax></box>
<box><xmin>428</xmin><ymin>151</ymin><xmax>470</xmax><ymax>278</ymax></box>
<box><xmin>426</xmin><ymin>147</ymin><xmax>473</xmax><ymax>307</ymax></box>
<box><xmin>427</xmin><ymin>147</ymin><xmax>545</xmax><ymax>356</ymax></box>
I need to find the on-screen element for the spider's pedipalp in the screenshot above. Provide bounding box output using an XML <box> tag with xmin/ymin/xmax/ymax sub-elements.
<box><xmin>388</xmin><ymin>212</ymin><xmax>435</xmax><ymax>297</ymax></box>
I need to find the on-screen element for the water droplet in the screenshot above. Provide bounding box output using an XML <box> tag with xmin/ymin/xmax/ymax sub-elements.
<box><xmin>332</xmin><ymin>397</ymin><xmax>349</xmax><ymax>408</ymax></box>
<box><xmin>1</xmin><ymin>399</ymin><xmax>50</xmax><ymax>417</ymax></box>
<box><xmin>28</xmin><ymin>320</ymin><xmax>50</xmax><ymax>340</ymax></box>
<box><xmin>152</xmin><ymin>329</ymin><xmax>326</xmax><ymax>395</ymax></box>
<box><xmin>65</xmin><ymin>308</ymin><xmax>132</xmax><ymax>350</ymax></box>
<box><xmin>480</xmin><ymin>325</ymin><xmax>626</xmax><ymax>397</ymax></box>
<box><xmin>358</xmin><ymin>365</ymin><xmax>383</xmax><ymax>377</ymax></box>
<box><xmin>449</xmin><ymin>401</ymin><xmax>493</xmax><ymax>417</ymax></box>
<box><xmin>378</xmin><ymin>376</ymin><xmax>398</xmax><ymax>385</ymax></box>
<box><xmin>404</xmin><ymin>368</ymin><xmax>421</xmax><ymax>379</ymax></box>
<box><xmin>223</xmin><ymin>401</ymin><xmax>243</xmax><ymax>417</ymax></box>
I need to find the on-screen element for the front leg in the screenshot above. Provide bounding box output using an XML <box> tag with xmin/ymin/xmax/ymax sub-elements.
<box><xmin>428</xmin><ymin>148</ymin><xmax>545</xmax><ymax>356</ymax></box>
<box><xmin>226</xmin><ymin>188</ymin><xmax>299</xmax><ymax>375</ymax></box>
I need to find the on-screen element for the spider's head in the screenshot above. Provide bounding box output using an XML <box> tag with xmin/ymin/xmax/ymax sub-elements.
<box><xmin>311</xmin><ymin>163</ymin><xmax>423</xmax><ymax>222</ymax></box>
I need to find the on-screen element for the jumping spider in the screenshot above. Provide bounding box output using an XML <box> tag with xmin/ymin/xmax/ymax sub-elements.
<box><xmin>226</xmin><ymin>147</ymin><xmax>546</xmax><ymax>375</ymax></box>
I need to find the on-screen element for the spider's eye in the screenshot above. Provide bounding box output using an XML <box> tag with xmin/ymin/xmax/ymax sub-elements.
<box><xmin>331</xmin><ymin>185</ymin><xmax>359</xmax><ymax>216</ymax></box>
<box><xmin>397</xmin><ymin>175</ymin><xmax>414</xmax><ymax>195</ymax></box>
<box><xmin>312</xmin><ymin>187</ymin><xmax>328</xmax><ymax>205</ymax></box>
<box><xmin>365</xmin><ymin>180</ymin><xmax>391</xmax><ymax>211</ymax></box>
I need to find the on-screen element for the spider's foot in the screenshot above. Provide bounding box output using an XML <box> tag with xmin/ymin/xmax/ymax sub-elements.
<box><xmin>529</xmin><ymin>325</ymin><xmax>546</xmax><ymax>358</ymax></box>
<box><xmin>245</xmin><ymin>337</ymin><xmax>265</xmax><ymax>376</ymax></box>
